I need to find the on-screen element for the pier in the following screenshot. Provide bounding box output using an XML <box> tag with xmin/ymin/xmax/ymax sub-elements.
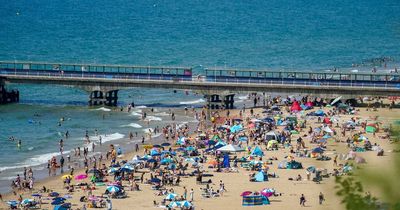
<box><xmin>0</xmin><ymin>61</ymin><xmax>399</xmax><ymax>108</ymax></box>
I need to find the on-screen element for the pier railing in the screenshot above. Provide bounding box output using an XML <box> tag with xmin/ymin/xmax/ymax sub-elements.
<box><xmin>0</xmin><ymin>61</ymin><xmax>399</xmax><ymax>90</ymax></box>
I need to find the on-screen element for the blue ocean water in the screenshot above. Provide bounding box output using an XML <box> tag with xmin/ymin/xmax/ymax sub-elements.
<box><xmin>0</xmin><ymin>0</ymin><xmax>400</xmax><ymax>191</ymax></box>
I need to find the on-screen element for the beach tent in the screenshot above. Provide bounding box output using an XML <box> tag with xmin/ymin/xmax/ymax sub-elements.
<box><xmin>223</xmin><ymin>154</ymin><xmax>230</xmax><ymax>168</ymax></box>
<box><xmin>286</xmin><ymin>161</ymin><xmax>303</xmax><ymax>169</ymax></box>
<box><xmin>230</xmin><ymin>124</ymin><xmax>243</xmax><ymax>133</ymax></box>
<box><xmin>217</xmin><ymin>144</ymin><xmax>245</xmax><ymax>153</ymax></box>
<box><xmin>254</xmin><ymin>171</ymin><xmax>268</xmax><ymax>182</ymax></box>
<box><xmin>366</xmin><ymin>126</ymin><xmax>376</xmax><ymax>133</ymax></box>
<box><xmin>265</xmin><ymin>131</ymin><xmax>280</xmax><ymax>141</ymax></box>
<box><xmin>290</xmin><ymin>101</ymin><xmax>302</xmax><ymax>112</ymax></box>
<box><xmin>176</xmin><ymin>137</ymin><xmax>186</xmax><ymax>145</ymax></box>
<box><xmin>250</xmin><ymin>146</ymin><xmax>264</xmax><ymax>157</ymax></box>
<box><xmin>323</xmin><ymin>126</ymin><xmax>333</xmax><ymax>133</ymax></box>
<box><xmin>305</xmin><ymin>101</ymin><xmax>314</xmax><ymax>107</ymax></box>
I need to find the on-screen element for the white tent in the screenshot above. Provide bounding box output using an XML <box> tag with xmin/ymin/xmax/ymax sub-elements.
<box><xmin>217</xmin><ymin>144</ymin><xmax>245</xmax><ymax>152</ymax></box>
<box><xmin>323</xmin><ymin>126</ymin><xmax>333</xmax><ymax>133</ymax></box>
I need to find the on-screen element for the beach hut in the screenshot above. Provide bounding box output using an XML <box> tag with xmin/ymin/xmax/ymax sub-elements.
<box><xmin>254</xmin><ymin>171</ymin><xmax>268</xmax><ymax>182</ymax></box>
<box><xmin>250</xmin><ymin>146</ymin><xmax>264</xmax><ymax>157</ymax></box>
<box><xmin>290</xmin><ymin>101</ymin><xmax>302</xmax><ymax>112</ymax></box>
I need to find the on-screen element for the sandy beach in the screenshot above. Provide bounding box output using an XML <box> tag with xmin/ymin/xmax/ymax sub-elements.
<box><xmin>1</xmin><ymin>97</ymin><xmax>399</xmax><ymax>210</ymax></box>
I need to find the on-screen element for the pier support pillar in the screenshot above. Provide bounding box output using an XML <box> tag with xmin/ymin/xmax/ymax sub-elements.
<box><xmin>205</xmin><ymin>94</ymin><xmax>235</xmax><ymax>110</ymax></box>
<box><xmin>89</xmin><ymin>90</ymin><xmax>118</xmax><ymax>106</ymax></box>
<box><xmin>0</xmin><ymin>82</ymin><xmax>19</xmax><ymax>105</ymax></box>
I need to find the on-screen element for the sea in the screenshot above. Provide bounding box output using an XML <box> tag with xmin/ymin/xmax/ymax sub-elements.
<box><xmin>0</xmin><ymin>0</ymin><xmax>400</xmax><ymax>193</ymax></box>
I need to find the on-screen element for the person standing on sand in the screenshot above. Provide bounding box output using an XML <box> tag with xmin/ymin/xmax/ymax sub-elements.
<box><xmin>319</xmin><ymin>192</ymin><xmax>325</xmax><ymax>205</ymax></box>
<box><xmin>300</xmin><ymin>194</ymin><xmax>306</xmax><ymax>206</ymax></box>
<box><xmin>190</xmin><ymin>188</ymin><xmax>194</xmax><ymax>201</ymax></box>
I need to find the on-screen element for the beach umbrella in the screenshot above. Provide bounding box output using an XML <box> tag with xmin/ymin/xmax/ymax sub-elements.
<box><xmin>74</xmin><ymin>174</ymin><xmax>87</xmax><ymax>180</ymax></box>
<box><xmin>161</xmin><ymin>142</ymin><xmax>171</xmax><ymax>147</ymax></box>
<box><xmin>185</xmin><ymin>146</ymin><xmax>196</xmax><ymax>151</ymax></box>
<box><xmin>185</xmin><ymin>157</ymin><xmax>195</xmax><ymax>163</ymax></box>
<box><xmin>51</xmin><ymin>200</ymin><xmax>64</xmax><ymax>205</ymax></box>
<box><xmin>239</xmin><ymin>136</ymin><xmax>248</xmax><ymax>142</ymax></box>
<box><xmin>150</xmin><ymin>178</ymin><xmax>161</xmax><ymax>183</ymax></box>
<box><xmin>61</xmin><ymin>174</ymin><xmax>73</xmax><ymax>180</ymax></box>
<box><xmin>7</xmin><ymin>200</ymin><xmax>18</xmax><ymax>206</ymax></box>
<box><xmin>53</xmin><ymin>197</ymin><xmax>66</xmax><ymax>201</ymax></box>
<box><xmin>49</xmin><ymin>192</ymin><xmax>60</xmax><ymax>197</ymax></box>
<box><xmin>168</xmin><ymin>163</ymin><xmax>176</xmax><ymax>170</ymax></box>
<box><xmin>306</xmin><ymin>166</ymin><xmax>316</xmax><ymax>173</ymax></box>
<box><xmin>168</xmin><ymin>201</ymin><xmax>181</xmax><ymax>208</ymax></box>
<box><xmin>108</xmin><ymin>167</ymin><xmax>119</xmax><ymax>173</ymax></box>
<box><xmin>120</xmin><ymin>164</ymin><xmax>134</xmax><ymax>172</ymax></box>
<box><xmin>261</xmin><ymin>188</ymin><xmax>275</xmax><ymax>197</ymax></box>
<box><xmin>181</xmin><ymin>201</ymin><xmax>192</xmax><ymax>208</ymax></box>
<box><xmin>165</xmin><ymin>193</ymin><xmax>177</xmax><ymax>200</ymax></box>
<box><xmin>240</xmin><ymin>191</ymin><xmax>252</xmax><ymax>196</ymax></box>
<box><xmin>21</xmin><ymin>199</ymin><xmax>34</xmax><ymax>205</ymax></box>
<box><xmin>312</xmin><ymin>147</ymin><xmax>324</xmax><ymax>154</ymax></box>
<box><xmin>161</xmin><ymin>158</ymin><xmax>173</xmax><ymax>165</ymax></box>
<box><xmin>106</xmin><ymin>186</ymin><xmax>121</xmax><ymax>193</ymax></box>
<box><xmin>54</xmin><ymin>203</ymin><xmax>71</xmax><ymax>210</ymax></box>
<box><xmin>141</xmin><ymin>154</ymin><xmax>152</xmax><ymax>160</ymax></box>
<box><xmin>147</xmin><ymin>159</ymin><xmax>157</xmax><ymax>163</ymax></box>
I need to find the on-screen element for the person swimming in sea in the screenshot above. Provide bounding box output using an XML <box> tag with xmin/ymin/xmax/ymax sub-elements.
<box><xmin>17</xmin><ymin>139</ymin><xmax>21</xmax><ymax>149</ymax></box>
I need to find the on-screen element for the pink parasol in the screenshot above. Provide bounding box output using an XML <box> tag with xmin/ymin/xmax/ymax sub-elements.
<box><xmin>240</xmin><ymin>191</ymin><xmax>252</xmax><ymax>196</ymax></box>
<box><xmin>260</xmin><ymin>188</ymin><xmax>275</xmax><ymax>197</ymax></box>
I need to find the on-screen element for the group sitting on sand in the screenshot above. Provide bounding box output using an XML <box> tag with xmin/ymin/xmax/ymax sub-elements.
<box><xmin>2</xmin><ymin>93</ymin><xmax>398</xmax><ymax>210</ymax></box>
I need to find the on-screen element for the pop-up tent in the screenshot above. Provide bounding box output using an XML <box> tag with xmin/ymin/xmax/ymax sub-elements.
<box><xmin>323</xmin><ymin>126</ymin><xmax>333</xmax><ymax>133</ymax></box>
<box><xmin>250</xmin><ymin>146</ymin><xmax>264</xmax><ymax>157</ymax></box>
<box><xmin>286</xmin><ymin>160</ymin><xmax>303</xmax><ymax>169</ymax></box>
<box><xmin>366</xmin><ymin>125</ymin><xmax>377</xmax><ymax>133</ymax></box>
<box><xmin>217</xmin><ymin>144</ymin><xmax>245</xmax><ymax>153</ymax></box>
<box><xmin>254</xmin><ymin>171</ymin><xmax>268</xmax><ymax>182</ymax></box>
<box><xmin>265</xmin><ymin>131</ymin><xmax>280</xmax><ymax>141</ymax></box>
<box><xmin>290</xmin><ymin>101</ymin><xmax>302</xmax><ymax>112</ymax></box>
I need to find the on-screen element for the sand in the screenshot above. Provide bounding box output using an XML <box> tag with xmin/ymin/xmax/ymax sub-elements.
<box><xmin>1</xmin><ymin>105</ymin><xmax>399</xmax><ymax>210</ymax></box>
